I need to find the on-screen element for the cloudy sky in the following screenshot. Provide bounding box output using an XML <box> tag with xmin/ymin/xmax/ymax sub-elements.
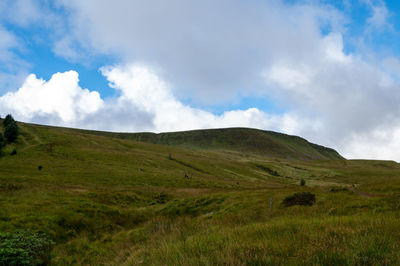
<box><xmin>1</xmin><ymin>0</ymin><xmax>400</xmax><ymax>160</ymax></box>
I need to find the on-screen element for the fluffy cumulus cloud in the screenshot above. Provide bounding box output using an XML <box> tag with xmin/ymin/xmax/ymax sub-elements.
<box><xmin>100</xmin><ymin>65</ymin><xmax>289</xmax><ymax>132</ymax></box>
<box><xmin>263</xmin><ymin>31</ymin><xmax>400</xmax><ymax>160</ymax></box>
<box><xmin>0</xmin><ymin>65</ymin><xmax>293</xmax><ymax>134</ymax></box>
<box><xmin>0</xmin><ymin>71</ymin><xmax>103</xmax><ymax>124</ymax></box>
<box><xmin>2</xmin><ymin>56</ymin><xmax>400</xmax><ymax>160</ymax></box>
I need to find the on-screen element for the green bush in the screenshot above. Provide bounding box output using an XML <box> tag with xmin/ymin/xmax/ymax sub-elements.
<box><xmin>330</xmin><ymin>187</ymin><xmax>349</xmax><ymax>193</ymax></box>
<box><xmin>10</xmin><ymin>148</ymin><xmax>17</xmax><ymax>156</ymax></box>
<box><xmin>4</xmin><ymin>122</ymin><xmax>19</xmax><ymax>143</ymax></box>
<box><xmin>300</xmin><ymin>179</ymin><xmax>306</xmax><ymax>186</ymax></box>
<box><xmin>0</xmin><ymin>230</ymin><xmax>55</xmax><ymax>265</ymax></box>
<box><xmin>0</xmin><ymin>133</ymin><xmax>4</xmax><ymax>147</ymax></box>
<box><xmin>282</xmin><ymin>192</ymin><xmax>316</xmax><ymax>207</ymax></box>
<box><xmin>0</xmin><ymin>183</ymin><xmax>22</xmax><ymax>191</ymax></box>
<box><xmin>153</xmin><ymin>192</ymin><xmax>169</xmax><ymax>204</ymax></box>
<box><xmin>0</xmin><ymin>133</ymin><xmax>3</xmax><ymax>156</ymax></box>
<box><xmin>3</xmin><ymin>114</ymin><xmax>14</xmax><ymax>128</ymax></box>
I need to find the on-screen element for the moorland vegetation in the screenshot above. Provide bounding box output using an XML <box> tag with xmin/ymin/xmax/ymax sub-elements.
<box><xmin>0</xmin><ymin>118</ymin><xmax>400</xmax><ymax>265</ymax></box>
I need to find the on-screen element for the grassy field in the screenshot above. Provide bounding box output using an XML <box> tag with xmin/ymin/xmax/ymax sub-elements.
<box><xmin>1</xmin><ymin>122</ymin><xmax>400</xmax><ymax>265</ymax></box>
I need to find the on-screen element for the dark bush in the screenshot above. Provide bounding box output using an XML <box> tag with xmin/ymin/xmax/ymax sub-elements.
<box><xmin>0</xmin><ymin>133</ymin><xmax>4</xmax><ymax>147</ymax></box>
<box><xmin>4</xmin><ymin>122</ymin><xmax>19</xmax><ymax>143</ymax></box>
<box><xmin>3</xmin><ymin>114</ymin><xmax>14</xmax><ymax>128</ymax></box>
<box><xmin>300</xmin><ymin>179</ymin><xmax>306</xmax><ymax>186</ymax></box>
<box><xmin>282</xmin><ymin>192</ymin><xmax>316</xmax><ymax>207</ymax></box>
<box><xmin>330</xmin><ymin>187</ymin><xmax>349</xmax><ymax>193</ymax></box>
<box><xmin>0</xmin><ymin>183</ymin><xmax>22</xmax><ymax>191</ymax></box>
<box><xmin>256</xmin><ymin>164</ymin><xmax>280</xmax><ymax>176</ymax></box>
<box><xmin>10</xmin><ymin>148</ymin><xmax>17</xmax><ymax>156</ymax></box>
<box><xmin>0</xmin><ymin>230</ymin><xmax>55</xmax><ymax>265</ymax></box>
<box><xmin>38</xmin><ymin>165</ymin><xmax>43</xmax><ymax>171</ymax></box>
<box><xmin>0</xmin><ymin>133</ymin><xmax>3</xmax><ymax>155</ymax></box>
<box><xmin>153</xmin><ymin>192</ymin><xmax>169</xmax><ymax>204</ymax></box>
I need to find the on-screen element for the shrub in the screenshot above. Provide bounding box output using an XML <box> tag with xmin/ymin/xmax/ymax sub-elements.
<box><xmin>256</xmin><ymin>164</ymin><xmax>280</xmax><ymax>176</ymax></box>
<box><xmin>0</xmin><ymin>133</ymin><xmax>4</xmax><ymax>155</ymax></box>
<box><xmin>4</xmin><ymin>122</ymin><xmax>19</xmax><ymax>143</ymax></box>
<box><xmin>330</xmin><ymin>187</ymin><xmax>349</xmax><ymax>193</ymax></box>
<box><xmin>38</xmin><ymin>165</ymin><xmax>43</xmax><ymax>171</ymax></box>
<box><xmin>300</xmin><ymin>179</ymin><xmax>306</xmax><ymax>186</ymax></box>
<box><xmin>0</xmin><ymin>183</ymin><xmax>22</xmax><ymax>191</ymax></box>
<box><xmin>0</xmin><ymin>133</ymin><xmax>4</xmax><ymax>147</ymax></box>
<box><xmin>3</xmin><ymin>114</ymin><xmax>14</xmax><ymax>128</ymax></box>
<box><xmin>282</xmin><ymin>192</ymin><xmax>316</xmax><ymax>207</ymax></box>
<box><xmin>153</xmin><ymin>192</ymin><xmax>169</xmax><ymax>204</ymax></box>
<box><xmin>10</xmin><ymin>148</ymin><xmax>17</xmax><ymax>156</ymax></box>
<box><xmin>0</xmin><ymin>230</ymin><xmax>55</xmax><ymax>265</ymax></box>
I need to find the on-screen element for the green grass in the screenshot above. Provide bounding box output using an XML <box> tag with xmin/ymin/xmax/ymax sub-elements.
<box><xmin>0</xmin><ymin>121</ymin><xmax>399</xmax><ymax>265</ymax></box>
<box><xmin>78</xmin><ymin>127</ymin><xmax>344</xmax><ymax>160</ymax></box>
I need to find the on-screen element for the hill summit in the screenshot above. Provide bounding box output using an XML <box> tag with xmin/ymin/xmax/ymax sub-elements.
<box><xmin>86</xmin><ymin>127</ymin><xmax>344</xmax><ymax>160</ymax></box>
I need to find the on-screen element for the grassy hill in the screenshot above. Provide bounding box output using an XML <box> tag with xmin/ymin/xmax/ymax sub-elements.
<box><xmin>80</xmin><ymin>127</ymin><xmax>344</xmax><ymax>160</ymax></box>
<box><xmin>1</xmin><ymin>121</ymin><xmax>400</xmax><ymax>265</ymax></box>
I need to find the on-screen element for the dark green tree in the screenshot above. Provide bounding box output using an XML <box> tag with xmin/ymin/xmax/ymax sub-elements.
<box><xmin>0</xmin><ymin>133</ymin><xmax>4</xmax><ymax>147</ymax></box>
<box><xmin>3</xmin><ymin>114</ymin><xmax>15</xmax><ymax>127</ymax></box>
<box><xmin>4</xmin><ymin>122</ymin><xmax>18</xmax><ymax>143</ymax></box>
<box><xmin>0</xmin><ymin>133</ymin><xmax>4</xmax><ymax>155</ymax></box>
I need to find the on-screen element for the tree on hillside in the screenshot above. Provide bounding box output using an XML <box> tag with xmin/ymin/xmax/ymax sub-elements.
<box><xmin>0</xmin><ymin>133</ymin><xmax>4</xmax><ymax>154</ymax></box>
<box><xmin>4</xmin><ymin>122</ymin><xmax>18</xmax><ymax>143</ymax></box>
<box><xmin>0</xmin><ymin>133</ymin><xmax>4</xmax><ymax>147</ymax></box>
<box><xmin>3</xmin><ymin>114</ymin><xmax>15</xmax><ymax>128</ymax></box>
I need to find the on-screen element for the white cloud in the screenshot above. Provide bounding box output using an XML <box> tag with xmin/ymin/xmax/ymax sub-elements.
<box><xmin>56</xmin><ymin>0</ymin><xmax>347</xmax><ymax>103</ymax></box>
<box><xmin>0</xmin><ymin>65</ymin><xmax>291</xmax><ymax>135</ymax></box>
<box><xmin>364</xmin><ymin>0</ymin><xmax>391</xmax><ymax>30</ymax></box>
<box><xmin>343</xmin><ymin>126</ymin><xmax>400</xmax><ymax>160</ymax></box>
<box><xmin>0</xmin><ymin>0</ymin><xmax>58</xmax><ymax>28</ymax></box>
<box><xmin>3</xmin><ymin>61</ymin><xmax>400</xmax><ymax>161</ymax></box>
<box><xmin>0</xmin><ymin>26</ymin><xmax>17</xmax><ymax>62</ymax></box>
<box><xmin>0</xmin><ymin>25</ymin><xmax>29</xmax><ymax>94</ymax></box>
<box><xmin>52</xmin><ymin>37</ymin><xmax>82</xmax><ymax>63</ymax></box>
<box><xmin>263</xmin><ymin>31</ymin><xmax>400</xmax><ymax>160</ymax></box>
<box><xmin>0</xmin><ymin>71</ymin><xmax>103</xmax><ymax>123</ymax></box>
<box><xmin>101</xmin><ymin>64</ymin><xmax>296</xmax><ymax>133</ymax></box>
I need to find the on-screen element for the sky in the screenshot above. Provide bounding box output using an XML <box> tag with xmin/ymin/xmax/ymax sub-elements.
<box><xmin>1</xmin><ymin>0</ymin><xmax>400</xmax><ymax>160</ymax></box>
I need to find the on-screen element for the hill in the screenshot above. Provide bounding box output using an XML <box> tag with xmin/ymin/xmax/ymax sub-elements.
<box><xmin>0</xmin><ymin>121</ymin><xmax>400</xmax><ymax>265</ymax></box>
<box><xmin>82</xmin><ymin>127</ymin><xmax>344</xmax><ymax>160</ymax></box>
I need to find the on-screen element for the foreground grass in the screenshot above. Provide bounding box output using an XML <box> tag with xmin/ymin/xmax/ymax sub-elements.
<box><xmin>51</xmin><ymin>189</ymin><xmax>400</xmax><ymax>265</ymax></box>
<box><xmin>1</xmin><ymin>122</ymin><xmax>400</xmax><ymax>265</ymax></box>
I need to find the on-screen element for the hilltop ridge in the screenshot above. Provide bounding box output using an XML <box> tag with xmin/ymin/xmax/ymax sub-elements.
<box><xmin>82</xmin><ymin>127</ymin><xmax>344</xmax><ymax>160</ymax></box>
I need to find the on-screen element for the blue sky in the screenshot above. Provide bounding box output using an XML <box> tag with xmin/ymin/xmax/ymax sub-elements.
<box><xmin>1</xmin><ymin>0</ymin><xmax>400</xmax><ymax>160</ymax></box>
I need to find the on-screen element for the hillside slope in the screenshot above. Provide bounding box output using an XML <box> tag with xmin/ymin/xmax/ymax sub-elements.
<box><xmin>83</xmin><ymin>127</ymin><xmax>344</xmax><ymax>160</ymax></box>
<box><xmin>2</xmin><ymin>121</ymin><xmax>400</xmax><ymax>265</ymax></box>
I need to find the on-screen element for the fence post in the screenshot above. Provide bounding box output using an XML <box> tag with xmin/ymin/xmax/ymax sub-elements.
<box><xmin>270</xmin><ymin>196</ymin><xmax>273</xmax><ymax>211</ymax></box>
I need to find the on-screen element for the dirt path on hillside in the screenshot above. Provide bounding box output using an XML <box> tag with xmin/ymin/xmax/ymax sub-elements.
<box><xmin>19</xmin><ymin>127</ymin><xmax>43</xmax><ymax>152</ymax></box>
<box><xmin>349</xmin><ymin>188</ymin><xmax>389</xmax><ymax>198</ymax></box>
